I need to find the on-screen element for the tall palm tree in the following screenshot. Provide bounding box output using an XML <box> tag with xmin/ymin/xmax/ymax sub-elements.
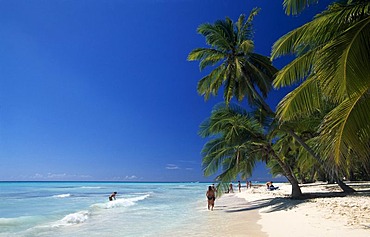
<box><xmin>188</xmin><ymin>8</ymin><xmax>278</xmax><ymax>114</ymax></box>
<box><xmin>187</xmin><ymin>8</ymin><xmax>326</xmax><ymax>166</ymax></box>
<box><xmin>188</xmin><ymin>7</ymin><xmax>354</xmax><ymax>196</ymax></box>
<box><xmin>199</xmin><ymin>104</ymin><xmax>303</xmax><ymax>198</ymax></box>
<box><xmin>271</xmin><ymin>0</ymin><xmax>370</xmax><ymax>171</ymax></box>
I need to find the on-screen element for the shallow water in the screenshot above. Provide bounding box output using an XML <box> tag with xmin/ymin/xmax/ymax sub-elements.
<box><xmin>0</xmin><ymin>182</ymin><xmax>267</xmax><ymax>236</ymax></box>
<box><xmin>0</xmin><ymin>182</ymin><xmax>216</xmax><ymax>237</ymax></box>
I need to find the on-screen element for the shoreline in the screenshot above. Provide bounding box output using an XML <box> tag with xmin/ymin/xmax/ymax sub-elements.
<box><xmin>208</xmin><ymin>194</ymin><xmax>267</xmax><ymax>237</ymax></box>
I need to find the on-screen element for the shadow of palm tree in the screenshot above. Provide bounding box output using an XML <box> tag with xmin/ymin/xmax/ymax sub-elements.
<box><xmin>223</xmin><ymin>183</ymin><xmax>370</xmax><ymax>214</ymax></box>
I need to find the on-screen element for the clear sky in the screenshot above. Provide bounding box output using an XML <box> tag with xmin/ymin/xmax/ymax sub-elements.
<box><xmin>0</xmin><ymin>0</ymin><xmax>328</xmax><ymax>182</ymax></box>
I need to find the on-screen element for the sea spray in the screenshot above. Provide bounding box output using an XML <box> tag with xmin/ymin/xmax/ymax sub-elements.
<box><xmin>59</xmin><ymin>211</ymin><xmax>89</xmax><ymax>225</ymax></box>
<box><xmin>91</xmin><ymin>194</ymin><xmax>150</xmax><ymax>209</ymax></box>
<box><xmin>52</xmin><ymin>194</ymin><xmax>71</xmax><ymax>198</ymax></box>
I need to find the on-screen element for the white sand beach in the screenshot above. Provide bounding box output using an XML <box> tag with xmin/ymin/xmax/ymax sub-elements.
<box><xmin>209</xmin><ymin>182</ymin><xmax>370</xmax><ymax>236</ymax></box>
<box><xmin>225</xmin><ymin>182</ymin><xmax>370</xmax><ymax>237</ymax></box>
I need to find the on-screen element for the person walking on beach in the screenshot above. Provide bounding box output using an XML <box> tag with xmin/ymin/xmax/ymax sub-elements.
<box><xmin>246</xmin><ymin>180</ymin><xmax>249</xmax><ymax>189</ymax></box>
<box><xmin>238</xmin><ymin>181</ymin><xmax>241</xmax><ymax>192</ymax></box>
<box><xmin>206</xmin><ymin>186</ymin><xmax>215</xmax><ymax>210</ymax></box>
<box><xmin>109</xmin><ymin>192</ymin><xmax>117</xmax><ymax>201</ymax></box>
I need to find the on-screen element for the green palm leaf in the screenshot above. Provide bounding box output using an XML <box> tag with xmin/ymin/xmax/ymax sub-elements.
<box><xmin>196</xmin><ymin>64</ymin><xmax>226</xmax><ymax>100</ymax></box>
<box><xmin>273</xmin><ymin>0</ymin><xmax>370</xmax><ymax>165</ymax></box>
<box><xmin>273</xmin><ymin>50</ymin><xmax>315</xmax><ymax>88</ymax></box>
<box><xmin>283</xmin><ymin>0</ymin><xmax>319</xmax><ymax>16</ymax></box>
<box><xmin>188</xmin><ymin>8</ymin><xmax>277</xmax><ymax>109</ymax></box>
<box><xmin>187</xmin><ymin>48</ymin><xmax>225</xmax><ymax>71</ymax></box>
<box><xmin>276</xmin><ymin>76</ymin><xmax>322</xmax><ymax>121</ymax></box>
<box><xmin>319</xmin><ymin>89</ymin><xmax>370</xmax><ymax>164</ymax></box>
<box><xmin>316</xmin><ymin>17</ymin><xmax>370</xmax><ymax>101</ymax></box>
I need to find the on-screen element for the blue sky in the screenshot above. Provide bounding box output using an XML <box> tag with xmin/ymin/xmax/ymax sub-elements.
<box><xmin>0</xmin><ymin>0</ymin><xmax>328</xmax><ymax>182</ymax></box>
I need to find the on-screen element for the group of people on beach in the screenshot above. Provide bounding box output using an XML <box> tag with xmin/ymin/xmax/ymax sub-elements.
<box><xmin>206</xmin><ymin>180</ymin><xmax>254</xmax><ymax>210</ymax></box>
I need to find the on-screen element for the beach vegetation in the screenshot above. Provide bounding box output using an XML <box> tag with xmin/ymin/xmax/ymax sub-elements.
<box><xmin>188</xmin><ymin>8</ymin><xmax>277</xmax><ymax>114</ymax></box>
<box><xmin>189</xmin><ymin>9</ymin><xmax>304</xmax><ymax>198</ymax></box>
<box><xmin>272</xmin><ymin>0</ymin><xmax>370</xmax><ymax>180</ymax></box>
<box><xmin>190</xmin><ymin>0</ymin><xmax>369</xmax><ymax>198</ymax></box>
<box><xmin>199</xmin><ymin>103</ymin><xmax>302</xmax><ymax>197</ymax></box>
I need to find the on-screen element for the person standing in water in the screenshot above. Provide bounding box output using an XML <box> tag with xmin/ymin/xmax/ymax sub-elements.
<box><xmin>206</xmin><ymin>186</ymin><xmax>215</xmax><ymax>210</ymax></box>
<box><xmin>109</xmin><ymin>192</ymin><xmax>117</xmax><ymax>201</ymax></box>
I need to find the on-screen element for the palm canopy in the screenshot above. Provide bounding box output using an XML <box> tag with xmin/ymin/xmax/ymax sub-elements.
<box><xmin>271</xmin><ymin>0</ymin><xmax>370</xmax><ymax>164</ymax></box>
<box><xmin>188</xmin><ymin>8</ymin><xmax>277</xmax><ymax>113</ymax></box>
<box><xmin>199</xmin><ymin>103</ymin><xmax>304</xmax><ymax>197</ymax></box>
<box><xmin>199</xmin><ymin>103</ymin><xmax>266</xmax><ymax>183</ymax></box>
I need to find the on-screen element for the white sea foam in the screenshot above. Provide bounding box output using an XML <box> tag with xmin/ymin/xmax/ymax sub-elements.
<box><xmin>61</xmin><ymin>211</ymin><xmax>89</xmax><ymax>224</ymax></box>
<box><xmin>92</xmin><ymin>194</ymin><xmax>150</xmax><ymax>209</ymax></box>
<box><xmin>52</xmin><ymin>193</ymin><xmax>71</xmax><ymax>198</ymax></box>
<box><xmin>50</xmin><ymin>211</ymin><xmax>90</xmax><ymax>227</ymax></box>
<box><xmin>1</xmin><ymin>182</ymin><xmax>208</xmax><ymax>237</ymax></box>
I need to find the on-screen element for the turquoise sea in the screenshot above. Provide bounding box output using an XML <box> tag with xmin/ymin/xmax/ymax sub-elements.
<box><xmin>0</xmin><ymin>182</ymin><xmax>225</xmax><ymax>237</ymax></box>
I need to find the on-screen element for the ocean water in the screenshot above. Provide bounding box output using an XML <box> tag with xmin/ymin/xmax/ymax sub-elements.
<box><xmin>0</xmin><ymin>182</ymin><xmax>218</xmax><ymax>237</ymax></box>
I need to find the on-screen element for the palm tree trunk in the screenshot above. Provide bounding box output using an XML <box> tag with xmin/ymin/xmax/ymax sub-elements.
<box><xmin>243</xmin><ymin>76</ymin><xmax>354</xmax><ymax>193</ymax></box>
<box><xmin>288</xmin><ymin>129</ymin><xmax>354</xmax><ymax>190</ymax></box>
<box><xmin>253</xmin><ymin>90</ymin><xmax>275</xmax><ymax>115</ymax></box>
<box><xmin>286</xmin><ymin>129</ymin><xmax>356</xmax><ymax>193</ymax></box>
<box><xmin>336</xmin><ymin>178</ymin><xmax>354</xmax><ymax>193</ymax></box>
<box><xmin>269</xmin><ymin>146</ymin><xmax>302</xmax><ymax>198</ymax></box>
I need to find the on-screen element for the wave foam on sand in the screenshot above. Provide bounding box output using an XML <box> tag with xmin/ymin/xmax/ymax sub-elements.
<box><xmin>236</xmin><ymin>182</ymin><xmax>370</xmax><ymax>237</ymax></box>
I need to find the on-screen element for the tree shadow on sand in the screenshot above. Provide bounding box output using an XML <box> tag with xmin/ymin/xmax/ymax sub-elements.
<box><xmin>223</xmin><ymin>183</ymin><xmax>370</xmax><ymax>214</ymax></box>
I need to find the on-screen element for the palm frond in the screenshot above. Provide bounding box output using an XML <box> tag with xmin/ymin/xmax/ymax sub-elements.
<box><xmin>316</xmin><ymin>17</ymin><xmax>370</xmax><ymax>101</ymax></box>
<box><xmin>249</xmin><ymin>53</ymin><xmax>278</xmax><ymax>75</ymax></box>
<box><xmin>276</xmin><ymin>75</ymin><xmax>322</xmax><ymax>121</ymax></box>
<box><xmin>319</xmin><ymin>88</ymin><xmax>370</xmax><ymax>164</ymax></box>
<box><xmin>197</xmin><ymin>22</ymin><xmax>233</xmax><ymax>51</ymax></box>
<box><xmin>239</xmin><ymin>40</ymin><xmax>254</xmax><ymax>54</ymax></box>
<box><xmin>283</xmin><ymin>0</ymin><xmax>319</xmax><ymax>16</ymax></box>
<box><xmin>271</xmin><ymin>24</ymin><xmax>308</xmax><ymax>60</ymax></box>
<box><xmin>246</xmin><ymin>7</ymin><xmax>261</xmax><ymax>23</ymax></box>
<box><xmin>187</xmin><ymin>48</ymin><xmax>226</xmax><ymax>71</ymax></box>
<box><xmin>273</xmin><ymin>50</ymin><xmax>315</xmax><ymax>88</ymax></box>
<box><xmin>197</xmin><ymin>64</ymin><xmax>226</xmax><ymax>100</ymax></box>
<box><xmin>199</xmin><ymin>103</ymin><xmax>266</xmax><ymax>179</ymax></box>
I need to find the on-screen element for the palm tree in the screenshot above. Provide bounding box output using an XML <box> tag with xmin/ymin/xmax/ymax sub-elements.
<box><xmin>283</xmin><ymin>0</ymin><xmax>320</xmax><ymax>15</ymax></box>
<box><xmin>188</xmin><ymin>8</ymin><xmax>278</xmax><ymax>114</ymax></box>
<box><xmin>271</xmin><ymin>0</ymin><xmax>370</xmax><ymax>173</ymax></box>
<box><xmin>188</xmin><ymin>8</ymin><xmax>346</xmax><ymax>197</ymax></box>
<box><xmin>199</xmin><ymin>104</ymin><xmax>303</xmax><ymax>198</ymax></box>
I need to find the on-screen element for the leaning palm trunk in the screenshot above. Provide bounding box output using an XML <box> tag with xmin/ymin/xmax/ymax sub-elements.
<box><xmin>269</xmin><ymin>145</ymin><xmax>302</xmax><ymax>198</ymax></box>
<box><xmin>287</xmin><ymin>129</ymin><xmax>355</xmax><ymax>193</ymax></box>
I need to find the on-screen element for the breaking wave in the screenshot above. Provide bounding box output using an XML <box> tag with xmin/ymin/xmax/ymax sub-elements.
<box><xmin>91</xmin><ymin>194</ymin><xmax>150</xmax><ymax>209</ymax></box>
<box><xmin>52</xmin><ymin>193</ymin><xmax>71</xmax><ymax>198</ymax></box>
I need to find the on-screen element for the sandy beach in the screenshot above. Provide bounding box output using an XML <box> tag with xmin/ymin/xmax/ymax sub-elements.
<box><xmin>213</xmin><ymin>182</ymin><xmax>370</xmax><ymax>237</ymax></box>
